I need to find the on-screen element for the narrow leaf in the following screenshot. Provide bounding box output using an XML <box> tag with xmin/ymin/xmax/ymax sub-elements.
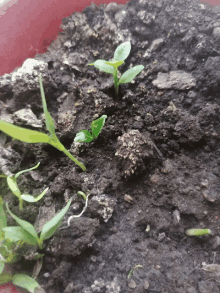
<box><xmin>6</xmin><ymin>203</ymin><xmax>38</xmax><ymax>240</ymax></box>
<box><xmin>74</xmin><ymin>130</ymin><xmax>93</xmax><ymax>143</ymax></box>
<box><xmin>13</xmin><ymin>274</ymin><xmax>41</xmax><ymax>293</ymax></box>
<box><xmin>93</xmin><ymin>60</ymin><xmax>115</xmax><ymax>74</ymax></box>
<box><xmin>0</xmin><ymin>262</ymin><xmax>5</xmax><ymax>274</ymax></box>
<box><xmin>119</xmin><ymin>65</ymin><xmax>144</xmax><ymax>84</ymax></box>
<box><xmin>21</xmin><ymin>187</ymin><xmax>49</xmax><ymax>203</ymax></box>
<box><xmin>114</xmin><ymin>41</ymin><xmax>131</xmax><ymax>61</ymax></box>
<box><xmin>39</xmin><ymin>74</ymin><xmax>56</xmax><ymax>137</ymax></box>
<box><xmin>15</xmin><ymin>162</ymin><xmax>40</xmax><ymax>179</ymax></box>
<box><xmin>105</xmin><ymin>60</ymin><xmax>124</xmax><ymax>68</ymax></box>
<box><xmin>91</xmin><ymin>115</ymin><xmax>107</xmax><ymax>139</ymax></box>
<box><xmin>3</xmin><ymin>227</ymin><xmax>38</xmax><ymax>246</ymax></box>
<box><xmin>6</xmin><ymin>177</ymin><xmax>21</xmax><ymax>198</ymax></box>
<box><xmin>185</xmin><ymin>229</ymin><xmax>211</xmax><ymax>236</ymax></box>
<box><xmin>0</xmin><ymin>197</ymin><xmax>7</xmax><ymax>232</ymax></box>
<box><xmin>40</xmin><ymin>199</ymin><xmax>72</xmax><ymax>242</ymax></box>
<box><xmin>0</xmin><ymin>120</ymin><xmax>51</xmax><ymax>144</ymax></box>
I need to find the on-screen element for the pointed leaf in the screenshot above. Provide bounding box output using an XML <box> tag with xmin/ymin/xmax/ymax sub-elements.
<box><xmin>91</xmin><ymin>115</ymin><xmax>107</xmax><ymax>139</ymax></box>
<box><xmin>3</xmin><ymin>227</ymin><xmax>38</xmax><ymax>246</ymax></box>
<box><xmin>21</xmin><ymin>187</ymin><xmax>49</xmax><ymax>203</ymax></box>
<box><xmin>0</xmin><ymin>120</ymin><xmax>52</xmax><ymax>144</ymax></box>
<box><xmin>15</xmin><ymin>162</ymin><xmax>40</xmax><ymax>179</ymax></box>
<box><xmin>6</xmin><ymin>203</ymin><xmax>38</xmax><ymax>241</ymax></box>
<box><xmin>105</xmin><ymin>60</ymin><xmax>124</xmax><ymax>68</ymax></box>
<box><xmin>119</xmin><ymin>65</ymin><xmax>144</xmax><ymax>84</ymax></box>
<box><xmin>6</xmin><ymin>177</ymin><xmax>21</xmax><ymax>198</ymax></box>
<box><xmin>0</xmin><ymin>262</ymin><xmax>5</xmax><ymax>274</ymax></box>
<box><xmin>0</xmin><ymin>197</ymin><xmax>7</xmax><ymax>232</ymax></box>
<box><xmin>40</xmin><ymin>199</ymin><xmax>72</xmax><ymax>242</ymax></box>
<box><xmin>93</xmin><ymin>60</ymin><xmax>115</xmax><ymax>74</ymax></box>
<box><xmin>39</xmin><ymin>74</ymin><xmax>56</xmax><ymax>136</ymax></box>
<box><xmin>114</xmin><ymin>41</ymin><xmax>131</xmax><ymax>61</ymax></box>
<box><xmin>74</xmin><ymin>130</ymin><xmax>93</xmax><ymax>143</ymax></box>
<box><xmin>13</xmin><ymin>274</ymin><xmax>41</xmax><ymax>293</ymax></box>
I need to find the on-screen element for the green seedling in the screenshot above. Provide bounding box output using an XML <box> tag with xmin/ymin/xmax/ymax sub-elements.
<box><xmin>0</xmin><ymin>197</ymin><xmax>72</xmax><ymax>292</ymax></box>
<box><xmin>0</xmin><ymin>75</ymin><xmax>86</xmax><ymax>171</ymax></box>
<box><xmin>185</xmin><ymin>228</ymin><xmax>211</xmax><ymax>236</ymax></box>
<box><xmin>0</xmin><ymin>197</ymin><xmax>42</xmax><ymax>292</ymax></box>
<box><xmin>127</xmin><ymin>264</ymin><xmax>143</xmax><ymax>279</ymax></box>
<box><xmin>89</xmin><ymin>41</ymin><xmax>144</xmax><ymax>96</ymax></box>
<box><xmin>74</xmin><ymin>115</ymin><xmax>107</xmax><ymax>143</ymax></box>
<box><xmin>68</xmin><ymin>191</ymin><xmax>90</xmax><ymax>226</ymax></box>
<box><xmin>0</xmin><ymin>162</ymin><xmax>48</xmax><ymax>210</ymax></box>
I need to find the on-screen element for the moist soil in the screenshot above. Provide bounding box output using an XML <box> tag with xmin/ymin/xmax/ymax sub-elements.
<box><xmin>1</xmin><ymin>0</ymin><xmax>220</xmax><ymax>292</ymax></box>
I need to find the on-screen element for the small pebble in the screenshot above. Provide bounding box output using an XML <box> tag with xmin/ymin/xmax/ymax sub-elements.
<box><xmin>128</xmin><ymin>279</ymin><xmax>136</xmax><ymax>289</ymax></box>
<box><xmin>144</xmin><ymin>280</ymin><xmax>150</xmax><ymax>290</ymax></box>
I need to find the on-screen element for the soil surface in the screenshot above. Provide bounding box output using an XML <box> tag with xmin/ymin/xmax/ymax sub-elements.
<box><xmin>1</xmin><ymin>0</ymin><xmax>220</xmax><ymax>292</ymax></box>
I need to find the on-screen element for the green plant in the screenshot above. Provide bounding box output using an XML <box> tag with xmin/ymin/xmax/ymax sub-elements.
<box><xmin>0</xmin><ymin>162</ymin><xmax>48</xmax><ymax>210</ymax></box>
<box><xmin>185</xmin><ymin>228</ymin><xmax>211</xmax><ymax>236</ymax></box>
<box><xmin>0</xmin><ymin>197</ymin><xmax>72</xmax><ymax>292</ymax></box>
<box><xmin>89</xmin><ymin>41</ymin><xmax>144</xmax><ymax>96</ymax></box>
<box><xmin>0</xmin><ymin>75</ymin><xmax>86</xmax><ymax>171</ymax></box>
<box><xmin>68</xmin><ymin>191</ymin><xmax>90</xmax><ymax>226</ymax></box>
<box><xmin>74</xmin><ymin>115</ymin><xmax>107</xmax><ymax>143</ymax></box>
<box><xmin>127</xmin><ymin>264</ymin><xmax>143</xmax><ymax>279</ymax></box>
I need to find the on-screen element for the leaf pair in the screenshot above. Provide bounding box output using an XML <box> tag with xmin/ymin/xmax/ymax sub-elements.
<box><xmin>0</xmin><ymin>273</ymin><xmax>42</xmax><ymax>293</ymax></box>
<box><xmin>4</xmin><ymin>199</ymin><xmax>72</xmax><ymax>249</ymax></box>
<box><xmin>89</xmin><ymin>41</ymin><xmax>144</xmax><ymax>95</ymax></box>
<box><xmin>0</xmin><ymin>75</ymin><xmax>86</xmax><ymax>171</ymax></box>
<box><xmin>74</xmin><ymin>115</ymin><xmax>107</xmax><ymax>143</ymax></box>
<box><xmin>0</xmin><ymin>162</ymin><xmax>48</xmax><ymax>210</ymax></box>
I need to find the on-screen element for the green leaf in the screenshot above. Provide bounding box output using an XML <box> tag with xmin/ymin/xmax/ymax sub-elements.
<box><xmin>91</xmin><ymin>115</ymin><xmax>107</xmax><ymax>139</ymax></box>
<box><xmin>3</xmin><ymin>227</ymin><xmax>38</xmax><ymax>246</ymax></box>
<box><xmin>6</xmin><ymin>203</ymin><xmax>39</xmax><ymax>241</ymax></box>
<box><xmin>119</xmin><ymin>65</ymin><xmax>144</xmax><ymax>84</ymax></box>
<box><xmin>0</xmin><ymin>273</ymin><xmax>12</xmax><ymax>284</ymax></box>
<box><xmin>93</xmin><ymin>60</ymin><xmax>115</xmax><ymax>74</ymax></box>
<box><xmin>105</xmin><ymin>60</ymin><xmax>124</xmax><ymax>68</ymax></box>
<box><xmin>0</xmin><ymin>262</ymin><xmax>5</xmax><ymax>274</ymax></box>
<box><xmin>39</xmin><ymin>74</ymin><xmax>56</xmax><ymax>137</ymax></box>
<box><xmin>15</xmin><ymin>162</ymin><xmax>40</xmax><ymax>179</ymax></box>
<box><xmin>6</xmin><ymin>177</ymin><xmax>21</xmax><ymax>198</ymax></box>
<box><xmin>12</xmin><ymin>274</ymin><xmax>41</xmax><ymax>293</ymax></box>
<box><xmin>40</xmin><ymin>199</ymin><xmax>72</xmax><ymax>242</ymax></box>
<box><xmin>74</xmin><ymin>130</ymin><xmax>93</xmax><ymax>143</ymax></box>
<box><xmin>0</xmin><ymin>197</ymin><xmax>7</xmax><ymax>232</ymax></box>
<box><xmin>114</xmin><ymin>41</ymin><xmax>131</xmax><ymax>61</ymax></box>
<box><xmin>185</xmin><ymin>229</ymin><xmax>211</xmax><ymax>236</ymax></box>
<box><xmin>0</xmin><ymin>120</ymin><xmax>52</xmax><ymax>144</ymax></box>
<box><xmin>21</xmin><ymin>187</ymin><xmax>49</xmax><ymax>203</ymax></box>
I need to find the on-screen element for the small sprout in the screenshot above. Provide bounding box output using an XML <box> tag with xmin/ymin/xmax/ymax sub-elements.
<box><xmin>74</xmin><ymin>115</ymin><xmax>107</xmax><ymax>143</ymax></box>
<box><xmin>77</xmin><ymin>191</ymin><xmax>87</xmax><ymax>201</ymax></box>
<box><xmin>128</xmin><ymin>264</ymin><xmax>143</xmax><ymax>279</ymax></box>
<box><xmin>89</xmin><ymin>41</ymin><xmax>144</xmax><ymax>96</ymax></box>
<box><xmin>1</xmin><ymin>162</ymin><xmax>48</xmax><ymax>210</ymax></box>
<box><xmin>145</xmin><ymin>224</ymin><xmax>150</xmax><ymax>232</ymax></box>
<box><xmin>185</xmin><ymin>228</ymin><xmax>211</xmax><ymax>236</ymax></box>
<box><xmin>0</xmin><ymin>75</ymin><xmax>86</xmax><ymax>172</ymax></box>
<box><xmin>68</xmin><ymin>193</ymin><xmax>90</xmax><ymax>226</ymax></box>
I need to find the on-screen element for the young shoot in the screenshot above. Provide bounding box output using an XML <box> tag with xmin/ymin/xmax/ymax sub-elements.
<box><xmin>0</xmin><ymin>162</ymin><xmax>48</xmax><ymax>210</ymax></box>
<box><xmin>74</xmin><ymin>115</ymin><xmax>107</xmax><ymax>143</ymax></box>
<box><xmin>0</xmin><ymin>75</ymin><xmax>86</xmax><ymax>171</ymax></box>
<box><xmin>185</xmin><ymin>228</ymin><xmax>211</xmax><ymax>236</ymax></box>
<box><xmin>89</xmin><ymin>41</ymin><xmax>144</xmax><ymax>96</ymax></box>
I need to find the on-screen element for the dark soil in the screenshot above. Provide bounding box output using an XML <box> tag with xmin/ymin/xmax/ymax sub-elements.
<box><xmin>1</xmin><ymin>0</ymin><xmax>220</xmax><ymax>292</ymax></box>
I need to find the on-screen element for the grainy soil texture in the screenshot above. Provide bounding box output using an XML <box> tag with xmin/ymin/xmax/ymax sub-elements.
<box><xmin>1</xmin><ymin>0</ymin><xmax>220</xmax><ymax>292</ymax></box>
